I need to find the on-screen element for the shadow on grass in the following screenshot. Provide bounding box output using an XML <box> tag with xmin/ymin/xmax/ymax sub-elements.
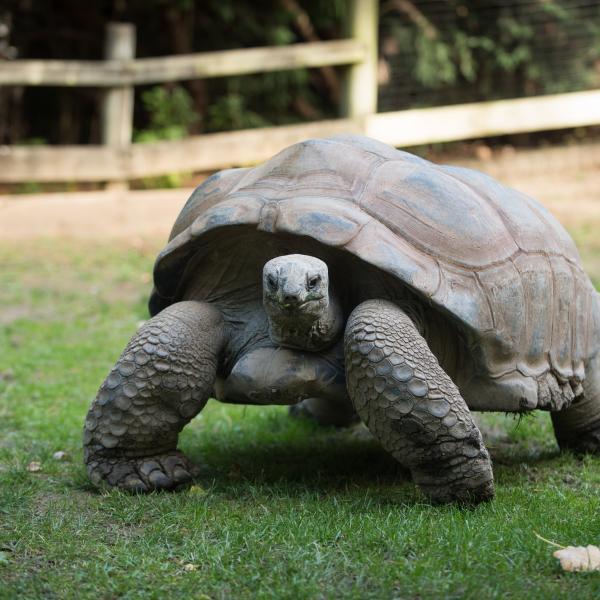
<box><xmin>178</xmin><ymin>417</ymin><xmax>566</xmax><ymax>502</ymax></box>
<box><xmin>193</xmin><ymin>430</ymin><xmax>411</xmax><ymax>490</ymax></box>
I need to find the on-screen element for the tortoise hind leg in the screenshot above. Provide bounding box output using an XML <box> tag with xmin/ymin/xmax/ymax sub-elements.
<box><xmin>84</xmin><ymin>301</ymin><xmax>225</xmax><ymax>491</ymax></box>
<box><xmin>344</xmin><ymin>299</ymin><xmax>494</xmax><ymax>504</ymax></box>
<box><xmin>552</xmin><ymin>353</ymin><xmax>600</xmax><ymax>454</ymax></box>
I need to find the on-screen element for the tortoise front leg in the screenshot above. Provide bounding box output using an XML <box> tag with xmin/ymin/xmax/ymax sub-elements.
<box><xmin>344</xmin><ymin>299</ymin><xmax>494</xmax><ymax>504</ymax></box>
<box><xmin>84</xmin><ymin>301</ymin><xmax>225</xmax><ymax>492</ymax></box>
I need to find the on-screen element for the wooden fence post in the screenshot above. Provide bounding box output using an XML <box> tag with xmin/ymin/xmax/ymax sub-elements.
<box><xmin>343</xmin><ymin>0</ymin><xmax>378</xmax><ymax>120</ymax></box>
<box><xmin>101</xmin><ymin>23</ymin><xmax>135</xmax><ymax>189</ymax></box>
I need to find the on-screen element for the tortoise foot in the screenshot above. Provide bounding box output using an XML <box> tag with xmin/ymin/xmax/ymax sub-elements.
<box><xmin>86</xmin><ymin>450</ymin><xmax>200</xmax><ymax>492</ymax></box>
<box><xmin>413</xmin><ymin>455</ymin><xmax>495</xmax><ymax>505</ymax></box>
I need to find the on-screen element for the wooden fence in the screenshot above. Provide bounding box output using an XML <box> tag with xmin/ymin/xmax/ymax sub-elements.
<box><xmin>1</xmin><ymin>0</ymin><xmax>600</xmax><ymax>185</ymax></box>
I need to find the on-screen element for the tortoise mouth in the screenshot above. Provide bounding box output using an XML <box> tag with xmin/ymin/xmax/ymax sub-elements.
<box><xmin>274</xmin><ymin>297</ymin><xmax>323</xmax><ymax>313</ymax></box>
<box><xmin>265</xmin><ymin>296</ymin><xmax>326</xmax><ymax>320</ymax></box>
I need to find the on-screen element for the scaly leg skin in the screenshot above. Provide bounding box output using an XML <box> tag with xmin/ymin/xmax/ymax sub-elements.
<box><xmin>84</xmin><ymin>301</ymin><xmax>225</xmax><ymax>492</ymax></box>
<box><xmin>552</xmin><ymin>352</ymin><xmax>600</xmax><ymax>454</ymax></box>
<box><xmin>344</xmin><ymin>299</ymin><xmax>494</xmax><ymax>504</ymax></box>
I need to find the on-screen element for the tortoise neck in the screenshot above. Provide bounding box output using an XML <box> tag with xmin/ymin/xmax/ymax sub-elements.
<box><xmin>267</xmin><ymin>291</ymin><xmax>343</xmax><ymax>352</ymax></box>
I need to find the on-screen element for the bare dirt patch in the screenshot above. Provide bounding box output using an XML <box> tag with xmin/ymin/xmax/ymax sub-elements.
<box><xmin>0</xmin><ymin>142</ymin><xmax>598</xmax><ymax>241</ymax></box>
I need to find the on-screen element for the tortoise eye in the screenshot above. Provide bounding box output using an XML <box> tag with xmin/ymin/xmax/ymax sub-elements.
<box><xmin>267</xmin><ymin>274</ymin><xmax>278</xmax><ymax>290</ymax></box>
<box><xmin>307</xmin><ymin>275</ymin><xmax>321</xmax><ymax>290</ymax></box>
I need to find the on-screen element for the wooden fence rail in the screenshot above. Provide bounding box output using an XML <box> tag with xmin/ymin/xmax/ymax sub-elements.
<box><xmin>3</xmin><ymin>89</ymin><xmax>600</xmax><ymax>184</ymax></box>
<box><xmin>0</xmin><ymin>39</ymin><xmax>367</xmax><ymax>87</ymax></box>
<box><xmin>1</xmin><ymin>0</ymin><xmax>600</xmax><ymax>186</ymax></box>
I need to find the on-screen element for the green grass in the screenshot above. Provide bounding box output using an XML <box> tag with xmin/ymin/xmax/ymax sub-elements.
<box><xmin>1</xmin><ymin>237</ymin><xmax>599</xmax><ymax>600</ymax></box>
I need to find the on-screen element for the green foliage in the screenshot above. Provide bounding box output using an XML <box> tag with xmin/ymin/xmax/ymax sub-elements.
<box><xmin>14</xmin><ymin>181</ymin><xmax>42</xmax><ymax>194</ymax></box>
<box><xmin>206</xmin><ymin>93</ymin><xmax>269</xmax><ymax>132</ymax></box>
<box><xmin>134</xmin><ymin>86</ymin><xmax>199</xmax><ymax>143</ymax></box>
<box><xmin>5</xmin><ymin>0</ymin><xmax>600</xmax><ymax>144</ymax></box>
<box><xmin>380</xmin><ymin>0</ymin><xmax>600</xmax><ymax>108</ymax></box>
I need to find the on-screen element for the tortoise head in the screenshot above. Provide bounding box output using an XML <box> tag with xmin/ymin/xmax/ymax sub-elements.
<box><xmin>262</xmin><ymin>254</ymin><xmax>340</xmax><ymax>350</ymax></box>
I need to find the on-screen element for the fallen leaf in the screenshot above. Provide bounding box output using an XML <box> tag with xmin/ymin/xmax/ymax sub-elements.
<box><xmin>52</xmin><ymin>451</ymin><xmax>67</xmax><ymax>461</ymax></box>
<box><xmin>553</xmin><ymin>546</ymin><xmax>600</xmax><ymax>572</ymax></box>
<box><xmin>188</xmin><ymin>485</ymin><xmax>207</xmax><ymax>497</ymax></box>
<box><xmin>534</xmin><ymin>532</ymin><xmax>600</xmax><ymax>573</ymax></box>
<box><xmin>183</xmin><ymin>563</ymin><xmax>197</xmax><ymax>572</ymax></box>
<box><xmin>26</xmin><ymin>461</ymin><xmax>42</xmax><ymax>472</ymax></box>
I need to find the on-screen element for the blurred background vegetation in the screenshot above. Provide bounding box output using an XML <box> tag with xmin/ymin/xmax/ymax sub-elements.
<box><xmin>1</xmin><ymin>0</ymin><xmax>599</xmax><ymax>146</ymax></box>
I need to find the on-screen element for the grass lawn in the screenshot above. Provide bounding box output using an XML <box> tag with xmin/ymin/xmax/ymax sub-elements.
<box><xmin>1</xmin><ymin>236</ymin><xmax>599</xmax><ymax>600</ymax></box>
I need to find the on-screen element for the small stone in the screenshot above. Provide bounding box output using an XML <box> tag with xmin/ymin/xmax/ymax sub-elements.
<box><xmin>27</xmin><ymin>461</ymin><xmax>42</xmax><ymax>472</ymax></box>
<box><xmin>52</xmin><ymin>450</ymin><xmax>67</xmax><ymax>461</ymax></box>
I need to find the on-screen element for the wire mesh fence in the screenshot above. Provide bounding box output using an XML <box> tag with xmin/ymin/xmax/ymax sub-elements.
<box><xmin>378</xmin><ymin>0</ymin><xmax>600</xmax><ymax>112</ymax></box>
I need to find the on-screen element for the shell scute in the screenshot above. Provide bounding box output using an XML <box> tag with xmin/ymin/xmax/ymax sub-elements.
<box><xmin>363</xmin><ymin>161</ymin><xmax>518</xmax><ymax>268</ymax></box>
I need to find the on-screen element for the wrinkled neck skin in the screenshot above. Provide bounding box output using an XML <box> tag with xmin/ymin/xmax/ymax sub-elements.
<box><xmin>266</xmin><ymin>290</ymin><xmax>344</xmax><ymax>352</ymax></box>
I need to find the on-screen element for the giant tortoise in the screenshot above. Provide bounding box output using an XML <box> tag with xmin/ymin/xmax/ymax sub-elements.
<box><xmin>84</xmin><ymin>135</ymin><xmax>600</xmax><ymax>504</ymax></box>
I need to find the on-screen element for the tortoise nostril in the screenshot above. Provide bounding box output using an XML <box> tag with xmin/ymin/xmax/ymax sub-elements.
<box><xmin>283</xmin><ymin>293</ymin><xmax>300</xmax><ymax>305</ymax></box>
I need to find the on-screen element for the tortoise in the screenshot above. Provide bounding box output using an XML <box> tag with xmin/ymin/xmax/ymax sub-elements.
<box><xmin>84</xmin><ymin>134</ymin><xmax>600</xmax><ymax>504</ymax></box>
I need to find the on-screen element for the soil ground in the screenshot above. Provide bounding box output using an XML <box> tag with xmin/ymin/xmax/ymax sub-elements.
<box><xmin>1</xmin><ymin>141</ymin><xmax>599</xmax><ymax>241</ymax></box>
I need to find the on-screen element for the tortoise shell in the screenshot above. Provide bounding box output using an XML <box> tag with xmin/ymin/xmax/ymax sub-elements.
<box><xmin>150</xmin><ymin>135</ymin><xmax>600</xmax><ymax>410</ymax></box>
